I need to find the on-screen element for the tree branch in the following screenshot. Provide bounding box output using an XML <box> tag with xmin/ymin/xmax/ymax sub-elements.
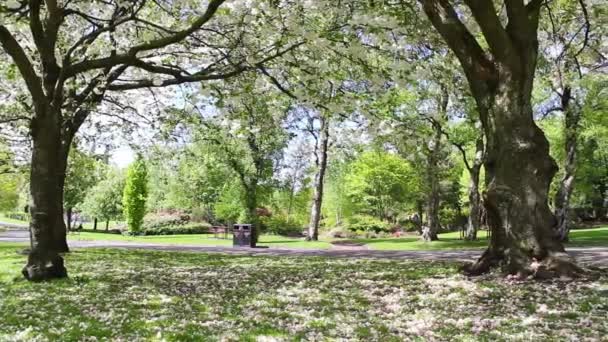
<box><xmin>463</xmin><ymin>0</ymin><xmax>514</xmax><ymax>63</ymax></box>
<box><xmin>0</xmin><ymin>25</ymin><xmax>46</xmax><ymax>109</ymax></box>
<box><xmin>418</xmin><ymin>0</ymin><xmax>497</xmax><ymax>99</ymax></box>
<box><xmin>66</xmin><ymin>0</ymin><xmax>226</xmax><ymax>76</ymax></box>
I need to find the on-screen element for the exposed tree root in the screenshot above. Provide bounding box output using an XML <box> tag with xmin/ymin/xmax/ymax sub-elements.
<box><xmin>462</xmin><ymin>248</ymin><xmax>596</xmax><ymax>281</ymax></box>
<box><xmin>21</xmin><ymin>250</ymin><xmax>68</xmax><ymax>282</ymax></box>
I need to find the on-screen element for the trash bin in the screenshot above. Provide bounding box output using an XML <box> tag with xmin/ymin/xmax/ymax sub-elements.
<box><xmin>233</xmin><ymin>224</ymin><xmax>256</xmax><ymax>247</ymax></box>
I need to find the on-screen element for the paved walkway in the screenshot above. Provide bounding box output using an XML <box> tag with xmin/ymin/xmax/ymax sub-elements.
<box><xmin>1</xmin><ymin>228</ymin><xmax>607</xmax><ymax>266</ymax></box>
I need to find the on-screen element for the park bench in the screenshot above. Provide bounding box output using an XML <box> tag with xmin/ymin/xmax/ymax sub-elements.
<box><xmin>211</xmin><ymin>225</ymin><xmax>229</xmax><ymax>239</ymax></box>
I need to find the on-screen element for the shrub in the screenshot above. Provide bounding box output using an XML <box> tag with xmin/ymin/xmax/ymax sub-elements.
<box><xmin>126</xmin><ymin>214</ymin><xmax>211</xmax><ymax>236</ymax></box>
<box><xmin>439</xmin><ymin>207</ymin><xmax>467</xmax><ymax>232</ymax></box>
<box><xmin>138</xmin><ymin>222</ymin><xmax>211</xmax><ymax>236</ymax></box>
<box><xmin>325</xmin><ymin>227</ymin><xmax>358</xmax><ymax>239</ymax></box>
<box><xmin>3</xmin><ymin>212</ymin><xmax>29</xmax><ymax>222</ymax></box>
<box><xmin>260</xmin><ymin>216</ymin><xmax>303</xmax><ymax>236</ymax></box>
<box><xmin>143</xmin><ymin>215</ymin><xmax>191</xmax><ymax>230</ymax></box>
<box><xmin>123</xmin><ymin>157</ymin><xmax>148</xmax><ymax>234</ymax></box>
<box><xmin>344</xmin><ymin>215</ymin><xmax>390</xmax><ymax>233</ymax></box>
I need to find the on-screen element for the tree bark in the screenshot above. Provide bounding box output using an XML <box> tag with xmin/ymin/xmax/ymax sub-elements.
<box><xmin>106</xmin><ymin>219</ymin><xmax>110</xmax><ymax>231</ymax></box>
<box><xmin>469</xmin><ymin>84</ymin><xmax>576</xmax><ymax>277</ymax></box>
<box><xmin>66</xmin><ymin>207</ymin><xmax>72</xmax><ymax>232</ymax></box>
<box><xmin>422</xmin><ymin>140</ymin><xmax>440</xmax><ymax>241</ymax></box>
<box><xmin>308</xmin><ymin>115</ymin><xmax>329</xmax><ymax>241</ymax></box>
<box><xmin>93</xmin><ymin>218</ymin><xmax>97</xmax><ymax>231</ymax></box>
<box><xmin>420</xmin><ymin>0</ymin><xmax>581</xmax><ymax>277</ymax></box>
<box><xmin>465</xmin><ymin>137</ymin><xmax>484</xmax><ymax>241</ymax></box>
<box><xmin>244</xmin><ymin>185</ymin><xmax>259</xmax><ymax>245</ymax></box>
<box><xmin>553</xmin><ymin>86</ymin><xmax>580</xmax><ymax>242</ymax></box>
<box><xmin>421</xmin><ymin>93</ymin><xmax>447</xmax><ymax>242</ymax></box>
<box><xmin>23</xmin><ymin>113</ymin><xmax>69</xmax><ymax>281</ymax></box>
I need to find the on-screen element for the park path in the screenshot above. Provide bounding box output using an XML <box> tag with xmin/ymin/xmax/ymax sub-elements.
<box><xmin>1</xmin><ymin>228</ymin><xmax>607</xmax><ymax>266</ymax></box>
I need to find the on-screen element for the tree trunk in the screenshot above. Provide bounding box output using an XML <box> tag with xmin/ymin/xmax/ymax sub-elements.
<box><xmin>93</xmin><ymin>218</ymin><xmax>97</xmax><ymax>231</ymax></box>
<box><xmin>465</xmin><ymin>170</ymin><xmax>481</xmax><ymax>241</ymax></box>
<box><xmin>465</xmin><ymin>137</ymin><xmax>484</xmax><ymax>241</ymax></box>
<box><xmin>244</xmin><ymin>186</ymin><xmax>259</xmax><ymax>245</ymax></box>
<box><xmin>308</xmin><ymin>115</ymin><xmax>329</xmax><ymax>241</ymax></box>
<box><xmin>468</xmin><ymin>82</ymin><xmax>579</xmax><ymax>277</ymax></box>
<box><xmin>422</xmin><ymin>115</ymin><xmax>443</xmax><ymax>242</ymax></box>
<box><xmin>554</xmin><ymin>86</ymin><xmax>580</xmax><ymax>242</ymax></box>
<box><xmin>22</xmin><ymin>113</ymin><xmax>69</xmax><ymax>281</ymax></box>
<box><xmin>105</xmin><ymin>219</ymin><xmax>109</xmax><ymax>231</ymax></box>
<box><xmin>419</xmin><ymin>0</ymin><xmax>581</xmax><ymax>278</ymax></box>
<box><xmin>66</xmin><ymin>207</ymin><xmax>72</xmax><ymax>232</ymax></box>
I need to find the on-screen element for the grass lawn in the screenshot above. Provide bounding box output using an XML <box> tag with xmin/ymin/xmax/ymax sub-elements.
<box><xmin>0</xmin><ymin>245</ymin><xmax>606</xmax><ymax>341</ymax></box>
<box><xmin>68</xmin><ymin>232</ymin><xmax>334</xmax><ymax>250</ymax></box>
<box><xmin>65</xmin><ymin>226</ymin><xmax>608</xmax><ymax>251</ymax></box>
<box><xmin>0</xmin><ymin>213</ymin><xmax>28</xmax><ymax>226</ymax></box>
<box><xmin>360</xmin><ymin>227</ymin><xmax>608</xmax><ymax>251</ymax></box>
<box><xmin>359</xmin><ymin>231</ymin><xmax>490</xmax><ymax>251</ymax></box>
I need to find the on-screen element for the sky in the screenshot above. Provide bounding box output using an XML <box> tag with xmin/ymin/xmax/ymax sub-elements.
<box><xmin>110</xmin><ymin>146</ymin><xmax>135</xmax><ymax>168</ymax></box>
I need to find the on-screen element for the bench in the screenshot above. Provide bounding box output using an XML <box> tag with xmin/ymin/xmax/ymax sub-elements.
<box><xmin>211</xmin><ymin>225</ymin><xmax>229</xmax><ymax>239</ymax></box>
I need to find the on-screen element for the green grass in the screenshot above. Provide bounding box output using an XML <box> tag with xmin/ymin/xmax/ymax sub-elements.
<box><xmin>568</xmin><ymin>227</ymin><xmax>608</xmax><ymax>247</ymax></box>
<box><xmin>68</xmin><ymin>232</ymin><xmax>334</xmax><ymax>249</ymax></box>
<box><xmin>359</xmin><ymin>227</ymin><xmax>608</xmax><ymax>251</ymax></box>
<box><xmin>0</xmin><ymin>214</ymin><xmax>28</xmax><ymax>226</ymax></box>
<box><xmin>64</xmin><ymin>226</ymin><xmax>608</xmax><ymax>251</ymax></box>
<box><xmin>0</xmin><ymin>245</ymin><xmax>606</xmax><ymax>341</ymax></box>
<box><xmin>359</xmin><ymin>230</ymin><xmax>490</xmax><ymax>251</ymax></box>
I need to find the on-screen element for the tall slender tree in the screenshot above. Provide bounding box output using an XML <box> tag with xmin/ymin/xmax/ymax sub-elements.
<box><xmin>539</xmin><ymin>0</ymin><xmax>605</xmax><ymax>242</ymax></box>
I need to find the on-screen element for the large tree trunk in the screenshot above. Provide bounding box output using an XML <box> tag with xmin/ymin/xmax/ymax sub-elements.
<box><xmin>553</xmin><ymin>86</ymin><xmax>580</xmax><ymax>242</ymax></box>
<box><xmin>465</xmin><ymin>137</ymin><xmax>484</xmax><ymax>241</ymax></box>
<box><xmin>23</xmin><ymin>113</ymin><xmax>69</xmax><ymax>281</ymax></box>
<box><xmin>468</xmin><ymin>82</ymin><xmax>578</xmax><ymax>277</ymax></box>
<box><xmin>308</xmin><ymin>115</ymin><xmax>329</xmax><ymax>241</ymax></box>
<box><xmin>420</xmin><ymin>0</ymin><xmax>580</xmax><ymax>278</ymax></box>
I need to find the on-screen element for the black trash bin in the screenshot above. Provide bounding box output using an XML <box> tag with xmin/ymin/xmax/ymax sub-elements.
<box><xmin>233</xmin><ymin>224</ymin><xmax>256</xmax><ymax>248</ymax></box>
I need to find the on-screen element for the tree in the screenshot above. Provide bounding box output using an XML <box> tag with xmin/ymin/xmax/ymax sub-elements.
<box><xmin>307</xmin><ymin>113</ymin><xmax>330</xmax><ymax>240</ymax></box>
<box><xmin>345</xmin><ymin>151</ymin><xmax>419</xmax><ymax>222</ymax></box>
<box><xmin>0</xmin><ymin>0</ymin><xmax>300</xmax><ymax>281</ymax></box>
<box><xmin>63</xmin><ymin>148</ymin><xmax>102</xmax><ymax>231</ymax></box>
<box><xmin>0</xmin><ymin>139</ymin><xmax>20</xmax><ymax>212</ymax></box>
<box><xmin>187</xmin><ymin>75</ymin><xmax>290</xmax><ymax>240</ymax></box>
<box><xmin>123</xmin><ymin>156</ymin><xmax>148</xmax><ymax>234</ymax></box>
<box><xmin>418</xmin><ymin>0</ymin><xmax>580</xmax><ymax>277</ymax></box>
<box><xmin>419</xmin><ymin>87</ymin><xmax>450</xmax><ymax>241</ymax></box>
<box><xmin>456</xmin><ymin>129</ymin><xmax>485</xmax><ymax>241</ymax></box>
<box><xmin>538</xmin><ymin>0</ymin><xmax>606</xmax><ymax>241</ymax></box>
<box><xmin>214</xmin><ymin>181</ymin><xmax>245</xmax><ymax>224</ymax></box>
<box><xmin>81</xmin><ymin>170</ymin><xmax>124</xmax><ymax>231</ymax></box>
<box><xmin>146</xmin><ymin>145</ymin><xmax>228</xmax><ymax>219</ymax></box>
